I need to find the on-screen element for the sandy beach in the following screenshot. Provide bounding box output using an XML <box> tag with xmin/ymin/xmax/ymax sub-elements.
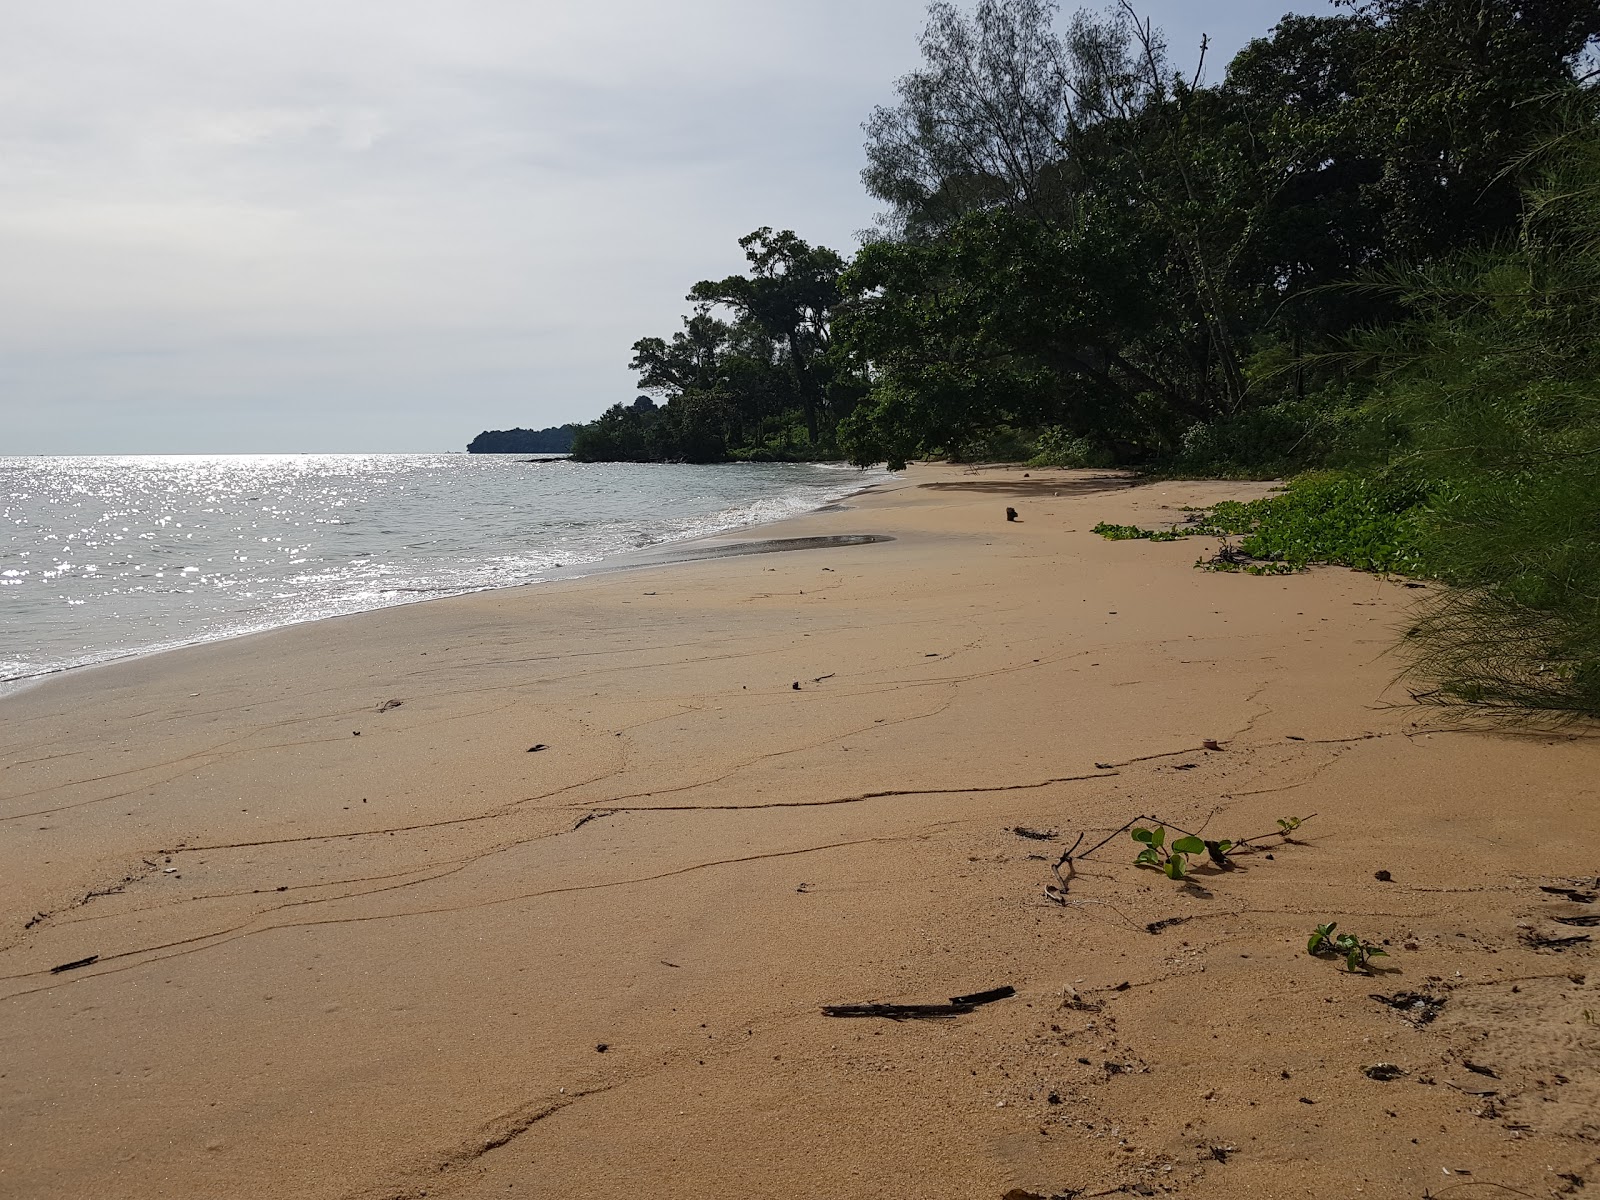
<box><xmin>3</xmin><ymin>463</ymin><xmax>1597</xmax><ymax>1200</ymax></box>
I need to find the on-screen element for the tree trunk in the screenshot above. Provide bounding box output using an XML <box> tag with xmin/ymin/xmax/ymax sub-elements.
<box><xmin>787</xmin><ymin>331</ymin><xmax>819</xmax><ymax>445</ymax></box>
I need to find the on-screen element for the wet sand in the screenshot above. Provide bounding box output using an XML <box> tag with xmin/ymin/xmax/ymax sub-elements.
<box><xmin>2</xmin><ymin>464</ymin><xmax>1597</xmax><ymax>1199</ymax></box>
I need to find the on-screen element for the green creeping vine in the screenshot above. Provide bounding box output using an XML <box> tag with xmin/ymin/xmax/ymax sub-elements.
<box><xmin>1131</xmin><ymin>826</ymin><xmax>1232</xmax><ymax>880</ymax></box>
<box><xmin>1308</xmin><ymin>922</ymin><xmax>1388</xmax><ymax>973</ymax></box>
<box><xmin>1092</xmin><ymin>522</ymin><xmax>1186</xmax><ymax>542</ymax></box>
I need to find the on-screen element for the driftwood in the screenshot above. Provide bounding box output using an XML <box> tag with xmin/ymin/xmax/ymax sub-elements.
<box><xmin>50</xmin><ymin>955</ymin><xmax>98</xmax><ymax>974</ymax></box>
<box><xmin>823</xmin><ymin>984</ymin><xmax>1015</xmax><ymax>1020</ymax></box>
<box><xmin>1521</xmin><ymin>930</ymin><xmax>1592</xmax><ymax>950</ymax></box>
<box><xmin>1539</xmin><ymin>886</ymin><xmax>1595</xmax><ymax>904</ymax></box>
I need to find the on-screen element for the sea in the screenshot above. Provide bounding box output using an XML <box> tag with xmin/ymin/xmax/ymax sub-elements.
<box><xmin>0</xmin><ymin>454</ymin><xmax>890</xmax><ymax>689</ymax></box>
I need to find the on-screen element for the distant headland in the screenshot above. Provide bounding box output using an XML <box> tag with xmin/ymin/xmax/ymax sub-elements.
<box><xmin>466</xmin><ymin>425</ymin><xmax>579</xmax><ymax>454</ymax></box>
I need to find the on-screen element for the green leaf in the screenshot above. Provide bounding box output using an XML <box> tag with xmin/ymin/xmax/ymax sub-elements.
<box><xmin>1131</xmin><ymin>828</ymin><xmax>1154</xmax><ymax>844</ymax></box>
<box><xmin>1307</xmin><ymin>932</ymin><xmax>1325</xmax><ymax>955</ymax></box>
<box><xmin>1150</xmin><ymin>827</ymin><xmax>1166</xmax><ymax>849</ymax></box>
<box><xmin>1214</xmin><ymin>840</ymin><xmax>1233</xmax><ymax>853</ymax></box>
<box><xmin>1172</xmin><ymin>836</ymin><xmax>1205</xmax><ymax>856</ymax></box>
<box><xmin>1366</xmin><ymin>946</ymin><xmax>1388</xmax><ymax>959</ymax></box>
<box><xmin>1135</xmin><ymin>848</ymin><xmax>1161</xmax><ymax>866</ymax></box>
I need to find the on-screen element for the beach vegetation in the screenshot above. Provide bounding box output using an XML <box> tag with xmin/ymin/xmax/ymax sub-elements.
<box><xmin>555</xmin><ymin>0</ymin><xmax>1600</xmax><ymax>718</ymax></box>
<box><xmin>1308</xmin><ymin>922</ymin><xmax>1389</xmax><ymax>973</ymax></box>
<box><xmin>1131</xmin><ymin>825</ymin><xmax>1210</xmax><ymax>880</ymax></box>
<box><xmin>570</xmin><ymin>230</ymin><xmax>859</xmax><ymax>463</ymax></box>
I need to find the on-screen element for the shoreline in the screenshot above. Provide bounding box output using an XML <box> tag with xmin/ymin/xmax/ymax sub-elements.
<box><xmin>3</xmin><ymin>463</ymin><xmax>1597</xmax><ymax>1200</ymax></box>
<box><xmin>0</xmin><ymin>466</ymin><xmax>898</xmax><ymax>703</ymax></box>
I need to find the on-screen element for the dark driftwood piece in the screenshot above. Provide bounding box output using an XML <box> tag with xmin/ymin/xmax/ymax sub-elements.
<box><xmin>1539</xmin><ymin>886</ymin><xmax>1595</xmax><ymax>903</ymax></box>
<box><xmin>50</xmin><ymin>955</ymin><xmax>98</xmax><ymax>974</ymax></box>
<box><xmin>950</xmin><ymin>985</ymin><xmax>1016</xmax><ymax>1006</ymax></box>
<box><xmin>1522</xmin><ymin>930</ymin><xmax>1593</xmax><ymax>949</ymax></box>
<box><xmin>822</xmin><ymin>1003</ymin><xmax>975</xmax><ymax>1019</ymax></box>
<box><xmin>823</xmin><ymin>984</ymin><xmax>1015</xmax><ymax>1020</ymax></box>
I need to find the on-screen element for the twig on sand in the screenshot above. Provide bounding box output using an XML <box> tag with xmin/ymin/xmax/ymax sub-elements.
<box><xmin>1044</xmin><ymin>833</ymin><xmax>1085</xmax><ymax>904</ymax></box>
<box><xmin>822</xmin><ymin>984</ymin><xmax>1015</xmax><ymax>1020</ymax></box>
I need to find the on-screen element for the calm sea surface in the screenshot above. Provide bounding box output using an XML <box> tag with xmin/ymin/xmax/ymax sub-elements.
<box><xmin>0</xmin><ymin>454</ymin><xmax>888</xmax><ymax>685</ymax></box>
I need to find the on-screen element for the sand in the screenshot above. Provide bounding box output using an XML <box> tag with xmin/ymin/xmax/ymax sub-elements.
<box><xmin>2</xmin><ymin>464</ymin><xmax>1597</xmax><ymax>1200</ymax></box>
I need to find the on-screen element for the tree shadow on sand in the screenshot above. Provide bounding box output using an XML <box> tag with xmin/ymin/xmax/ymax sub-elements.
<box><xmin>917</xmin><ymin>473</ymin><xmax>1140</xmax><ymax>499</ymax></box>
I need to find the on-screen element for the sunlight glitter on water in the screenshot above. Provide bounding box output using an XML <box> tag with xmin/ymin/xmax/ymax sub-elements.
<box><xmin>1</xmin><ymin>454</ymin><xmax>886</xmax><ymax>683</ymax></box>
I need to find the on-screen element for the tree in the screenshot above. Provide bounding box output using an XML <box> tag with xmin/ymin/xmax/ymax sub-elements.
<box><xmin>689</xmin><ymin>229</ymin><xmax>846</xmax><ymax>445</ymax></box>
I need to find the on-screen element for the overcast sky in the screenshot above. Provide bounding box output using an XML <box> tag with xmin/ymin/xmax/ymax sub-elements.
<box><xmin>3</xmin><ymin>1</ymin><xmax>1319</xmax><ymax>454</ymax></box>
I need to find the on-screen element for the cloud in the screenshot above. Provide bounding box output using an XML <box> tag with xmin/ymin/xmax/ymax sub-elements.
<box><xmin>0</xmin><ymin>0</ymin><xmax>1315</xmax><ymax>453</ymax></box>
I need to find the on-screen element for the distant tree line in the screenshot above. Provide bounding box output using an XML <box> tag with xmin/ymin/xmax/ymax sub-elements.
<box><xmin>564</xmin><ymin>0</ymin><xmax>1600</xmax><ymax>473</ymax></box>
<box><xmin>468</xmin><ymin>425</ymin><xmax>579</xmax><ymax>454</ymax></box>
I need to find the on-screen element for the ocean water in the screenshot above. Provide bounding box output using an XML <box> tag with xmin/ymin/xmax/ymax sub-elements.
<box><xmin>0</xmin><ymin>454</ymin><xmax>888</xmax><ymax>685</ymax></box>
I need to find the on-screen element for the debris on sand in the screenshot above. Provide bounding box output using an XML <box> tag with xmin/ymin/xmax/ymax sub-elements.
<box><xmin>1010</xmin><ymin>826</ymin><xmax>1058</xmax><ymax>841</ymax></box>
<box><xmin>1540</xmin><ymin>885</ymin><xmax>1595</xmax><ymax>904</ymax></box>
<box><xmin>1521</xmin><ymin>929</ymin><xmax>1593</xmax><ymax>951</ymax></box>
<box><xmin>1369</xmin><ymin>990</ymin><xmax>1446</xmax><ymax>1025</ymax></box>
<box><xmin>50</xmin><ymin>955</ymin><xmax>99</xmax><ymax>974</ymax></box>
<box><xmin>823</xmin><ymin>985</ymin><xmax>1015</xmax><ymax>1020</ymax></box>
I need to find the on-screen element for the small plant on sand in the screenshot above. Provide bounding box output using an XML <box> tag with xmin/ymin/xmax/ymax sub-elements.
<box><xmin>1308</xmin><ymin>922</ymin><xmax>1389</xmax><ymax>973</ymax></box>
<box><xmin>1277</xmin><ymin>816</ymin><xmax>1305</xmax><ymax>837</ymax></box>
<box><xmin>1200</xmin><ymin>838</ymin><xmax>1237</xmax><ymax>867</ymax></box>
<box><xmin>1131</xmin><ymin>826</ymin><xmax>1210</xmax><ymax>880</ymax></box>
<box><xmin>1092</xmin><ymin>521</ymin><xmax>1185</xmax><ymax>542</ymax></box>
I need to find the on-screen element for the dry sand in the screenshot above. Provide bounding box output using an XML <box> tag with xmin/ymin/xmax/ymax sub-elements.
<box><xmin>2</xmin><ymin>464</ymin><xmax>1597</xmax><ymax>1200</ymax></box>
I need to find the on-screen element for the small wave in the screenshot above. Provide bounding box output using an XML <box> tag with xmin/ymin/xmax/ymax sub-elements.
<box><xmin>2</xmin><ymin>456</ymin><xmax>893</xmax><ymax>685</ymax></box>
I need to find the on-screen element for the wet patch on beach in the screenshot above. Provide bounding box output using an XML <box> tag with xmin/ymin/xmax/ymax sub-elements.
<box><xmin>643</xmin><ymin>533</ymin><xmax>892</xmax><ymax>562</ymax></box>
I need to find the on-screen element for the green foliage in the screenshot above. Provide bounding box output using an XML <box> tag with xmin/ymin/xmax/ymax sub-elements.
<box><xmin>1347</xmin><ymin>121</ymin><xmax>1600</xmax><ymax>718</ymax></box>
<box><xmin>840</xmin><ymin>0</ymin><xmax>1600</xmax><ymax>473</ymax></box>
<box><xmin>1031</xmin><ymin>427</ymin><xmax>1113</xmax><ymax>469</ymax></box>
<box><xmin>1307</xmin><ymin>922</ymin><xmax>1389</xmax><ymax>973</ymax></box>
<box><xmin>1202</xmin><ymin>839</ymin><xmax>1236</xmax><ymax>867</ymax></box>
<box><xmin>573</xmin><ymin>230</ymin><xmax>857</xmax><ymax>463</ymax></box>
<box><xmin>1094</xmin><ymin>473</ymin><xmax>1429</xmax><ymax>573</ymax></box>
<box><xmin>564</xmin><ymin>0</ymin><xmax>1600</xmax><ymax>721</ymax></box>
<box><xmin>1131</xmin><ymin>826</ymin><xmax>1212</xmax><ymax>880</ymax></box>
<box><xmin>1200</xmin><ymin>473</ymin><xmax>1431</xmax><ymax>574</ymax></box>
<box><xmin>1167</xmin><ymin>390</ymin><xmax>1363</xmax><ymax>479</ymax></box>
<box><xmin>1091</xmin><ymin>521</ymin><xmax>1185</xmax><ymax>542</ymax></box>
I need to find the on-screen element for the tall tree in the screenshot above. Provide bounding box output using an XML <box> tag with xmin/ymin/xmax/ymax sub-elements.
<box><xmin>689</xmin><ymin>229</ymin><xmax>845</xmax><ymax>445</ymax></box>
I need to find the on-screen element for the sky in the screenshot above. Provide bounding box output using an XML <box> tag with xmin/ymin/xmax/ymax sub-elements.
<box><xmin>2</xmin><ymin>1</ymin><xmax>1321</xmax><ymax>454</ymax></box>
